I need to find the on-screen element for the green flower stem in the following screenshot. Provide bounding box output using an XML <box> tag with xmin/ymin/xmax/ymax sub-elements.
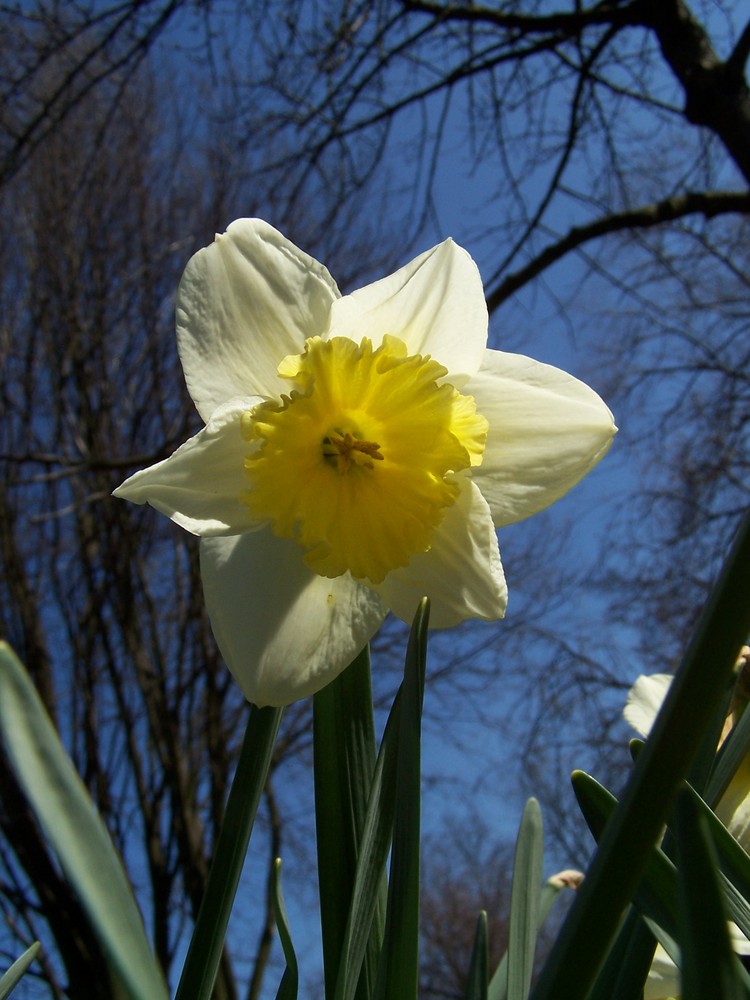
<box><xmin>175</xmin><ymin>703</ymin><xmax>282</xmax><ymax>1000</ymax></box>
<box><xmin>531</xmin><ymin>509</ymin><xmax>750</xmax><ymax>1000</ymax></box>
<box><xmin>373</xmin><ymin>598</ymin><xmax>429</xmax><ymax>1000</ymax></box>
<box><xmin>314</xmin><ymin>646</ymin><xmax>380</xmax><ymax>1000</ymax></box>
<box><xmin>333</xmin><ymin>692</ymin><xmax>398</xmax><ymax>1000</ymax></box>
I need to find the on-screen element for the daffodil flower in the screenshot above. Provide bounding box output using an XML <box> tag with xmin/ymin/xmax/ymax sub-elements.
<box><xmin>624</xmin><ymin>651</ymin><xmax>750</xmax><ymax>999</ymax></box>
<box><xmin>625</xmin><ymin>650</ymin><xmax>750</xmax><ymax>849</ymax></box>
<box><xmin>115</xmin><ymin>219</ymin><xmax>615</xmax><ymax>706</ymax></box>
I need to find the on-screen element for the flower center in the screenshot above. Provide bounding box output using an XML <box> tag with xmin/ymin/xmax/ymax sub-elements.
<box><xmin>322</xmin><ymin>429</ymin><xmax>384</xmax><ymax>473</ymax></box>
<box><xmin>241</xmin><ymin>335</ymin><xmax>487</xmax><ymax>583</ymax></box>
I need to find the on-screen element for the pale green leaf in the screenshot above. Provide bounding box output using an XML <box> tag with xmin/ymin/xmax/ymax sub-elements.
<box><xmin>273</xmin><ymin>859</ymin><xmax>299</xmax><ymax>1000</ymax></box>
<box><xmin>507</xmin><ymin>799</ymin><xmax>543</xmax><ymax>1000</ymax></box>
<box><xmin>0</xmin><ymin>941</ymin><xmax>41</xmax><ymax>1000</ymax></box>
<box><xmin>0</xmin><ymin>643</ymin><xmax>168</xmax><ymax>1000</ymax></box>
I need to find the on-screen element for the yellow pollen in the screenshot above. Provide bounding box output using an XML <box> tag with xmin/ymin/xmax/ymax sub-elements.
<box><xmin>242</xmin><ymin>335</ymin><xmax>487</xmax><ymax>584</ymax></box>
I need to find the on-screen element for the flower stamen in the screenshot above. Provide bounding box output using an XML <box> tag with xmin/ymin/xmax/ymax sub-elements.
<box><xmin>322</xmin><ymin>430</ymin><xmax>384</xmax><ymax>473</ymax></box>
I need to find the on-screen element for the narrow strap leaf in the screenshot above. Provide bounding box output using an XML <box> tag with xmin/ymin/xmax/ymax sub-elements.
<box><xmin>313</xmin><ymin>645</ymin><xmax>380</xmax><ymax>1000</ymax></box>
<box><xmin>273</xmin><ymin>859</ymin><xmax>299</xmax><ymax>1000</ymax></box>
<box><xmin>572</xmin><ymin>771</ymin><xmax>680</xmax><ymax>941</ymax></box>
<box><xmin>489</xmin><ymin>875</ymin><xmax>577</xmax><ymax>1000</ymax></box>
<box><xmin>673</xmin><ymin>782</ymin><xmax>750</xmax><ymax>940</ymax></box>
<box><xmin>573</xmin><ymin>770</ymin><xmax>750</xmax><ymax>994</ymax></box>
<box><xmin>583</xmin><ymin>909</ymin><xmax>657</xmax><ymax>1000</ymax></box>
<box><xmin>530</xmin><ymin>509</ymin><xmax>750</xmax><ymax>1000</ymax></box>
<box><xmin>674</xmin><ymin>790</ymin><xmax>749</xmax><ymax>1000</ymax></box>
<box><xmin>0</xmin><ymin>643</ymin><xmax>169</xmax><ymax>1000</ymax></box>
<box><xmin>373</xmin><ymin>598</ymin><xmax>429</xmax><ymax>1000</ymax></box>
<box><xmin>465</xmin><ymin>912</ymin><xmax>489</xmax><ymax>1000</ymax></box>
<box><xmin>334</xmin><ymin>699</ymin><xmax>399</xmax><ymax>1000</ymax></box>
<box><xmin>0</xmin><ymin>941</ymin><xmax>41</xmax><ymax>1000</ymax></box>
<box><xmin>507</xmin><ymin>799</ymin><xmax>543</xmax><ymax>1000</ymax></box>
<box><xmin>175</xmin><ymin>703</ymin><xmax>282</xmax><ymax>1000</ymax></box>
<box><xmin>687</xmin><ymin>678</ymin><xmax>736</xmax><ymax>796</ymax></box>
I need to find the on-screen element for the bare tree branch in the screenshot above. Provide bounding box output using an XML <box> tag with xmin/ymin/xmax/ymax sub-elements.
<box><xmin>486</xmin><ymin>190</ymin><xmax>750</xmax><ymax>312</ymax></box>
<box><xmin>727</xmin><ymin>16</ymin><xmax>750</xmax><ymax>78</ymax></box>
<box><xmin>634</xmin><ymin>0</ymin><xmax>750</xmax><ymax>183</ymax></box>
<box><xmin>400</xmin><ymin>0</ymin><xmax>639</xmax><ymax>33</ymax></box>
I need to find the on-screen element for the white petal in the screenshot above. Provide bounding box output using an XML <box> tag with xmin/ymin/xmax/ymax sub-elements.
<box><xmin>644</xmin><ymin>944</ymin><xmax>679</xmax><ymax>1000</ymax></box>
<box><xmin>200</xmin><ymin>533</ymin><xmax>386</xmax><ymax>707</ymax></box>
<box><xmin>468</xmin><ymin>351</ymin><xmax>616</xmax><ymax>526</ymax></box>
<box><xmin>326</xmin><ymin>239</ymin><xmax>487</xmax><ymax>381</ymax></box>
<box><xmin>623</xmin><ymin>674</ymin><xmax>673</xmax><ymax>737</ymax></box>
<box><xmin>644</xmin><ymin>927</ymin><xmax>750</xmax><ymax>1000</ymax></box>
<box><xmin>730</xmin><ymin>922</ymin><xmax>750</xmax><ymax>955</ymax></box>
<box><xmin>177</xmin><ymin>219</ymin><xmax>340</xmax><ymax>420</ymax></box>
<box><xmin>113</xmin><ymin>400</ymin><xmax>257</xmax><ymax>535</ymax></box>
<box><xmin>374</xmin><ymin>478</ymin><xmax>507</xmax><ymax>628</ymax></box>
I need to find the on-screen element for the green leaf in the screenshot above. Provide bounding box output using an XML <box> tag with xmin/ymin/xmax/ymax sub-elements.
<box><xmin>573</xmin><ymin>771</ymin><xmax>750</xmax><ymax>995</ymax></box>
<box><xmin>507</xmin><ymin>799</ymin><xmax>543</xmax><ymax>1000</ymax></box>
<box><xmin>0</xmin><ymin>941</ymin><xmax>40</xmax><ymax>1000</ymax></box>
<box><xmin>673</xmin><ymin>782</ymin><xmax>750</xmax><ymax>941</ymax></box>
<box><xmin>674</xmin><ymin>789</ymin><xmax>748</xmax><ymax>1000</ymax></box>
<box><xmin>530</xmin><ymin>509</ymin><xmax>750</xmax><ymax>1000</ymax></box>
<box><xmin>314</xmin><ymin>645</ymin><xmax>383</xmax><ymax>1000</ymax></box>
<box><xmin>273</xmin><ymin>859</ymin><xmax>299</xmax><ymax>1000</ymax></box>
<box><xmin>687</xmin><ymin>678</ymin><xmax>736</xmax><ymax>796</ymax></box>
<box><xmin>175</xmin><ymin>703</ymin><xmax>282</xmax><ymax>1000</ymax></box>
<box><xmin>334</xmin><ymin>613</ymin><xmax>444</xmax><ymax>1000</ymax></box>
<box><xmin>373</xmin><ymin>598</ymin><xmax>429</xmax><ymax>1000</ymax></box>
<box><xmin>489</xmin><ymin>874</ymin><xmax>576</xmax><ymax>1000</ymax></box>
<box><xmin>334</xmin><ymin>695</ymin><xmax>399</xmax><ymax>1000</ymax></box>
<box><xmin>571</xmin><ymin>771</ymin><xmax>680</xmax><ymax>942</ymax></box>
<box><xmin>583</xmin><ymin>909</ymin><xmax>657</xmax><ymax>1000</ymax></box>
<box><xmin>0</xmin><ymin>643</ymin><xmax>169</xmax><ymax>1000</ymax></box>
<box><xmin>721</xmin><ymin>877</ymin><xmax>750</xmax><ymax>948</ymax></box>
<box><xmin>582</xmin><ymin>767</ymin><xmax>750</xmax><ymax>961</ymax></box>
<box><xmin>465</xmin><ymin>912</ymin><xmax>489</xmax><ymax>1000</ymax></box>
